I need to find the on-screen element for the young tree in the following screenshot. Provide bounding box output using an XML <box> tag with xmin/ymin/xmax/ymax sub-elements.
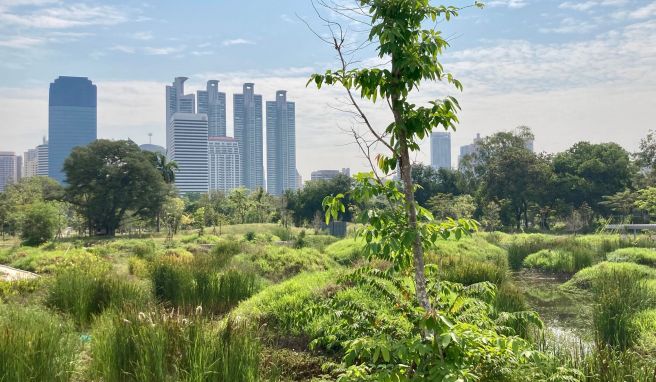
<box><xmin>311</xmin><ymin>0</ymin><xmax>481</xmax><ymax>310</ymax></box>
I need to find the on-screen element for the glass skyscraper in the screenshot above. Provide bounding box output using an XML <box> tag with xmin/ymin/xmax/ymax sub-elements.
<box><xmin>197</xmin><ymin>80</ymin><xmax>227</xmax><ymax>137</ymax></box>
<box><xmin>266</xmin><ymin>90</ymin><xmax>297</xmax><ymax>195</ymax></box>
<box><xmin>234</xmin><ymin>83</ymin><xmax>264</xmax><ymax>191</ymax></box>
<box><xmin>48</xmin><ymin>76</ymin><xmax>97</xmax><ymax>183</ymax></box>
<box><xmin>430</xmin><ymin>131</ymin><xmax>451</xmax><ymax>170</ymax></box>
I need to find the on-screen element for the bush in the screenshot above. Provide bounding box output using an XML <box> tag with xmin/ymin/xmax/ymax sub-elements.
<box><xmin>233</xmin><ymin>246</ymin><xmax>338</xmax><ymax>282</ymax></box>
<box><xmin>271</xmin><ymin>226</ymin><xmax>294</xmax><ymax>241</ymax></box>
<box><xmin>0</xmin><ymin>304</ymin><xmax>77</xmax><ymax>381</ymax></box>
<box><xmin>523</xmin><ymin>249</ymin><xmax>592</xmax><ymax>274</ymax></box>
<box><xmin>607</xmin><ymin>247</ymin><xmax>656</xmax><ymax>267</ymax></box>
<box><xmin>47</xmin><ymin>261</ymin><xmax>152</xmax><ymax>326</ymax></box>
<box><xmin>19</xmin><ymin>201</ymin><xmax>62</xmax><ymax>246</ymax></box>
<box><xmin>91</xmin><ymin>309</ymin><xmax>259</xmax><ymax>382</ymax></box>
<box><xmin>439</xmin><ymin>254</ymin><xmax>508</xmax><ymax>285</ymax></box>
<box><xmin>244</xmin><ymin>231</ymin><xmax>256</xmax><ymax>242</ymax></box>
<box><xmin>303</xmin><ymin>234</ymin><xmax>340</xmax><ymax>251</ymax></box>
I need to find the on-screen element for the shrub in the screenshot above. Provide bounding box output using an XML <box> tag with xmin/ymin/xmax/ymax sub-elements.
<box><xmin>90</xmin><ymin>309</ymin><xmax>259</xmax><ymax>382</ymax></box>
<box><xmin>131</xmin><ymin>239</ymin><xmax>157</xmax><ymax>258</ymax></box>
<box><xmin>523</xmin><ymin>249</ymin><xmax>592</xmax><ymax>274</ymax></box>
<box><xmin>128</xmin><ymin>257</ymin><xmax>150</xmax><ymax>278</ymax></box>
<box><xmin>47</xmin><ymin>261</ymin><xmax>152</xmax><ymax>326</ymax></box>
<box><xmin>303</xmin><ymin>234</ymin><xmax>340</xmax><ymax>251</ymax></box>
<box><xmin>213</xmin><ymin>239</ymin><xmax>242</xmax><ymax>257</ymax></box>
<box><xmin>507</xmin><ymin>235</ymin><xmax>553</xmax><ymax>269</ymax></box>
<box><xmin>0</xmin><ymin>304</ymin><xmax>77</xmax><ymax>381</ymax></box>
<box><xmin>233</xmin><ymin>246</ymin><xmax>338</xmax><ymax>282</ymax></box>
<box><xmin>19</xmin><ymin>201</ymin><xmax>61</xmax><ymax>246</ymax></box>
<box><xmin>439</xmin><ymin>255</ymin><xmax>508</xmax><ymax>285</ymax></box>
<box><xmin>607</xmin><ymin>247</ymin><xmax>656</xmax><ymax>267</ymax></box>
<box><xmin>244</xmin><ymin>231</ymin><xmax>256</xmax><ymax>242</ymax></box>
<box><xmin>271</xmin><ymin>226</ymin><xmax>294</xmax><ymax>241</ymax></box>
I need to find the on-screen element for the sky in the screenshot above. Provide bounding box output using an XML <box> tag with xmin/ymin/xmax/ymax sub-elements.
<box><xmin>0</xmin><ymin>0</ymin><xmax>655</xmax><ymax>180</ymax></box>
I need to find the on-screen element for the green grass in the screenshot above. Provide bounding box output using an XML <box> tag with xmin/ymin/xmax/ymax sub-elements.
<box><xmin>523</xmin><ymin>248</ymin><xmax>593</xmax><ymax>274</ymax></box>
<box><xmin>323</xmin><ymin>238</ymin><xmax>363</xmax><ymax>265</ymax></box>
<box><xmin>607</xmin><ymin>247</ymin><xmax>656</xmax><ymax>267</ymax></box>
<box><xmin>562</xmin><ymin>261</ymin><xmax>656</xmax><ymax>292</ymax></box>
<box><xmin>46</xmin><ymin>259</ymin><xmax>153</xmax><ymax>326</ymax></box>
<box><xmin>90</xmin><ymin>309</ymin><xmax>259</xmax><ymax>381</ymax></box>
<box><xmin>232</xmin><ymin>246</ymin><xmax>338</xmax><ymax>282</ymax></box>
<box><xmin>0</xmin><ymin>304</ymin><xmax>78</xmax><ymax>381</ymax></box>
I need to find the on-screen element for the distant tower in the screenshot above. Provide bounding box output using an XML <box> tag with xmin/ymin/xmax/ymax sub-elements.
<box><xmin>36</xmin><ymin>138</ymin><xmax>49</xmax><ymax>176</ymax></box>
<box><xmin>165</xmin><ymin>77</ymin><xmax>195</xmax><ymax>143</ymax></box>
<box><xmin>266</xmin><ymin>90</ymin><xmax>297</xmax><ymax>195</ymax></box>
<box><xmin>48</xmin><ymin>76</ymin><xmax>97</xmax><ymax>183</ymax></box>
<box><xmin>459</xmin><ymin>133</ymin><xmax>482</xmax><ymax>167</ymax></box>
<box><xmin>0</xmin><ymin>152</ymin><xmax>17</xmax><ymax>192</ymax></box>
<box><xmin>430</xmin><ymin>131</ymin><xmax>451</xmax><ymax>170</ymax></box>
<box><xmin>197</xmin><ymin>80</ymin><xmax>227</xmax><ymax>137</ymax></box>
<box><xmin>168</xmin><ymin>113</ymin><xmax>208</xmax><ymax>194</ymax></box>
<box><xmin>208</xmin><ymin>137</ymin><xmax>241</xmax><ymax>192</ymax></box>
<box><xmin>233</xmin><ymin>83</ymin><xmax>264</xmax><ymax>191</ymax></box>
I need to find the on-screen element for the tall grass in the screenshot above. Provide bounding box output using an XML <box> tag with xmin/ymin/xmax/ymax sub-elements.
<box><xmin>607</xmin><ymin>247</ymin><xmax>656</xmax><ymax>267</ymax></box>
<box><xmin>150</xmin><ymin>256</ymin><xmax>259</xmax><ymax>313</ymax></box>
<box><xmin>47</xmin><ymin>262</ymin><xmax>152</xmax><ymax>326</ymax></box>
<box><xmin>90</xmin><ymin>309</ymin><xmax>260</xmax><ymax>382</ymax></box>
<box><xmin>523</xmin><ymin>249</ymin><xmax>593</xmax><ymax>274</ymax></box>
<box><xmin>0</xmin><ymin>304</ymin><xmax>77</xmax><ymax>381</ymax></box>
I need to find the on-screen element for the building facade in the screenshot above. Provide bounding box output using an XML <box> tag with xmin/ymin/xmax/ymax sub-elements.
<box><xmin>208</xmin><ymin>137</ymin><xmax>241</xmax><ymax>192</ymax></box>
<box><xmin>0</xmin><ymin>152</ymin><xmax>17</xmax><ymax>192</ymax></box>
<box><xmin>430</xmin><ymin>131</ymin><xmax>451</xmax><ymax>170</ymax></box>
<box><xmin>36</xmin><ymin>141</ymin><xmax>49</xmax><ymax>176</ymax></box>
<box><xmin>310</xmin><ymin>168</ymin><xmax>350</xmax><ymax>181</ymax></box>
<box><xmin>459</xmin><ymin>133</ymin><xmax>482</xmax><ymax>167</ymax></box>
<box><xmin>197</xmin><ymin>80</ymin><xmax>227</xmax><ymax>137</ymax></box>
<box><xmin>167</xmin><ymin>113</ymin><xmax>209</xmax><ymax>194</ymax></box>
<box><xmin>48</xmin><ymin>76</ymin><xmax>97</xmax><ymax>183</ymax></box>
<box><xmin>234</xmin><ymin>83</ymin><xmax>264</xmax><ymax>191</ymax></box>
<box><xmin>166</xmin><ymin>77</ymin><xmax>195</xmax><ymax>129</ymax></box>
<box><xmin>23</xmin><ymin>148</ymin><xmax>38</xmax><ymax>178</ymax></box>
<box><xmin>266</xmin><ymin>90</ymin><xmax>297</xmax><ymax>195</ymax></box>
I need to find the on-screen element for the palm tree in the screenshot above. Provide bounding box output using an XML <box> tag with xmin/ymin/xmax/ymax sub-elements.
<box><xmin>153</xmin><ymin>153</ymin><xmax>178</xmax><ymax>184</ymax></box>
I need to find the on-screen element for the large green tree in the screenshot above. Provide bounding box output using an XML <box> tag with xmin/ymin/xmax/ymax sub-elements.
<box><xmin>553</xmin><ymin>142</ymin><xmax>635</xmax><ymax>215</ymax></box>
<box><xmin>411</xmin><ymin>164</ymin><xmax>466</xmax><ymax>206</ymax></box>
<box><xmin>64</xmin><ymin>140</ymin><xmax>169</xmax><ymax>236</ymax></box>
<box><xmin>286</xmin><ymin>174</ymin><xmax>353</xmax><ymax>226</ymax></box>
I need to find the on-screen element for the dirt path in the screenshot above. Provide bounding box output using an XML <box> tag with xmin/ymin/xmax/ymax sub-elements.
<box><xmin>0</xmin><ymin>265</ymin><xmax>38</xmax><ymax>281</ymax></box>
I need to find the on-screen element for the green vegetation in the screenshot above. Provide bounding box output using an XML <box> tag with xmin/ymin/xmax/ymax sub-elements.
<box><xmin>607</xmin><ymin>247</ymin><xmax>656</xmax><ymax>267</ymax></box>
<box><xmin>0</xmin><ymin>304</ymin><xmax>77</xmax><ymax>381</ymax></box>
<box><xmin>523</xmin><ymin>248</ymin><xmax>593</xmax><ymax>274</ymax></box>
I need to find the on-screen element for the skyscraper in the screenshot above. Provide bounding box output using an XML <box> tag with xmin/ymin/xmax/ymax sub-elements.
<box><xmin>36</xmin><ymin>140</ymin><xmax>49</xmax><ymax>176</ymax></box>
<box><xmin>234</xmin><ymin>83</ymin><xmax>264</xmax><ymax>191</ymax></box>
<box><xmin>165</xmin><ymin>77</ymin><xmax>195</xmax><ymax>128</ymax></box>
<box><xmin>430</xmin><ymin>131</ymin><xmax>451</xmax><ymax>170</ymax></box>
<box><xmin>266</xmin><ymin>90</ymin><xmax>297</xmax><ymax>195</ymax></box>
<box><xmin>23</xmin><ymin>148</ymin><xmax>38</xmax><ymax>178</ymax></box>
<box><xmin>208</xmin><ymin>137</ymin><xmax>241</xmax><ymax>192</ymax></box>
<box><xmin>168</xmin><ymin>113</ymin><xmax>209</xmax><ymax>194</ymax></box>
<box><xmin>0</xmin><ymin>152</ymin><xmax>17</xmax><ymax>192</ymax></box>
<box><xmin>48</xmin><ymin>76</ymin><xmax>97</xmax><ymax>183</ymax></box>
<box><xmin>459</xmin><ymin>133</ymin><xmax>482</xmax><ymax>167</ymax></box>
<box><xmin>197</xmin><ymin>80</ymin><xmax>227</xmax><ymax>137</ymax></box>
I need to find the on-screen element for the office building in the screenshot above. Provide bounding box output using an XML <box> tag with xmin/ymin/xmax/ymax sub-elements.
<box><xmin>234</xmin><ymin>83</ymin><xmax>264</xmax><ymax>191</ymax></box>
<box><xmin>266</xmin><ymin>90</ymin><xmax>297</xmax><ymax>195</ymax></box>
<box><xmin>48</xmin><ymin>76</ymin><xmax>97</xmax><ymax>183</ymax></box>
<box><xmin>0</xmin><ymin>152</ymin><xmax>17</xmax><ymax>192</ymax></box>
<box><xmin>167</xmin><ymin>113</ymin><xmax>209</xmax><ymax>194</ymax></box>
<box><xmin>197</xmin><ymin>80</ymin><xmax>227</xmax><ymax>137</ymax></box>
<box><xmin>165</xmin><ymin>77</ymin><xmax>195</xmax><ymax>129</ymax></box>
<box><xmin>430</xmin><ymin>131</ymin><xmax>451</xmax><ymax>170</ymax></box>
<box><xmin>311</xmin><ymin>168</ymin><xmax>350</xmax><ymax>181</ymax></box>
<box><xmin>459</xmin><ymin>133</ymin><xmax>482</xmax><ymax>166</ymax></box>
<box><xmin>23</xmin><ymin>148</ymin><xmax>38</xmax><ymax>178</ymax></box>
<box><xmin>15</xmin><ymin>156</ymin><xmax>22</xmax><ymax>181</ymax></box>
<box><xmin>140</xmin><ymin>144</ymin><xmax>166</xmax><ymax>156</ymax></box>
<box><xmin>208</xmin><ymin>137</ymin><xmax>241</xmax><ymax>192</ymax></box>
<box><xmin>36</xmin><ymin>140</ymin><xmax>49</xmax><ymax>176</ymax></box>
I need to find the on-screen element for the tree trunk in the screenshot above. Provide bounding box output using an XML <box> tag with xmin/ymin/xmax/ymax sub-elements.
<box><xmin>398</xmin><ymin>128</ymin><xmax>431</xmax><ymax>311</ymax></box>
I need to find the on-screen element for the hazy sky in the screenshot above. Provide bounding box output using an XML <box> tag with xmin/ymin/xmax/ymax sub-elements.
<box><xmin>0</xmin><ymin>0</ymin><xmax>655</xmax><ymax>179</ymax></box>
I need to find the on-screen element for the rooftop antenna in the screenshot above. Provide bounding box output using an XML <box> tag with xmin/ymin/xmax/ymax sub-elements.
<box><xmin>148</xmin><ymin>133</ymin><xmax>153</xmax><ymax>144</ymax></box>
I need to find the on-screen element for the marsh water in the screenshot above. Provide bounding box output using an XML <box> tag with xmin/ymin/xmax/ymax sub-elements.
<box><xmin>512</xmin><ymin>270</ymin><xmax>594</xmax><ymax>346</ymax></box>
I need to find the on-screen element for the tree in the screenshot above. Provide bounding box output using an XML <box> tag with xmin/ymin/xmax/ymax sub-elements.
<box><xmin>227</xmin><ymin>188</ymin><xmax>250</xmax><ymax>224</ymax></box>
<box><xmin>553</xmin><ymin>142</ymin><xmax>635</xmax><ymax>216</ymax></box>
<box><xmin>311</xmin><ymin>0</ymin><xmax>480</xmax><ymax>310</ymax></box>
<box><xmin>64</xmin><ymin>140</ymin><xmax>169</xmax><ymax>236</ymax></box>
<box><xmin>162</xmin><ymin>197</ymin><xmax>185</xmax><ymax>239</ymax></box>
<box><xmin>411</xmin><ymin>164</ymin><xmax>466</xmax><ymax>206</ymax></box>
<box><xmin>427</xmin><ymin>193</ymin><xmax>475</xmax><ymax>220</ymax></box>
<box><xmin>286</xmin><ymin>174</ymin><xmax>353</xmax><ymax>226</ymax></box>
<box><xmin>19</xmin><ymin>201</ymin><xmax>62</xmax><ymax>245</ymax></box>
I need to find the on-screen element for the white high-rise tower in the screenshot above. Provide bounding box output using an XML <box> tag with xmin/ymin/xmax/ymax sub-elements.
<box><xmin>266</xmin><ymin>90</ymin><xmax>297</xmax><ymax>195</ymax></box>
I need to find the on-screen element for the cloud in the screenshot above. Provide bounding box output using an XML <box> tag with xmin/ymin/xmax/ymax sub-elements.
<box><xmin>0</xmin><ymin>36</ymin><xmax>42</xmax><ymax>48</ymax></box>
<box><xmin>143</xmin><ymin>46</ymin><xmax>185</xmax><ymax>55</ymax></box>
<box><xmin>539</xmin><ymin>17</ymin><xmax>597</xmax><ymax>34</ymax></box>
<box><xmin>222</xmin><ymin>38</ymin><xmax>255</xmax><ymax>46</ymax></box>
<box><xmin>487</xmin><ymin>0</ymin><xmax>528</xmax><ymax>9</ymax></box>
<box><xmin>559</xmin><ymin>0</ymin><xmax>627</xmax><ymax>11</ymax></box>
<box><xmin>280</xmin><ymin>14</ymin><xmax>295</xmax><ymax>24</ymax></box>
<box><xmin>110</xmin><ymin>45</ymin><xmax>136</xmax><ymax>54</ymax></box>
<box><xmin>130</xmin><ymin>31</ymin><xmax>153</xmax><ymax>41</ymax></box>
<box><xmin>0</xmin><ymin>3</ymin><xmax>129</xmax><ymax>29</ymax></box>
<box><xmin>628</xmin><ymin>2</ymin><xmax>656</xmax><ymax>19</ymax></box>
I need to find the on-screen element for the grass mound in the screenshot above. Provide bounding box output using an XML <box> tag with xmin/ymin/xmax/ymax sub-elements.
<box><xmin>323</xmin><ymin>238</ymin><xmax>363</xmax><ymax>265</ymax></box>
<box><xmin>523</xmin><ymin>249</ymin><xmax>592</xmax><ymax>274</ymax></box>
<box><xmin>562</xmin><ymin>262</ymin><xmax>656</xmax><ymax>292</ymax></box>
<box><xmin>233</xmin><ymin>246</ymin><xmax>338</xmax><ymax>282</ymax></box>
<box><xmin>607</xmin><ymin>247</ymin><xmax>656</xmax><ymax>267</ymax></box>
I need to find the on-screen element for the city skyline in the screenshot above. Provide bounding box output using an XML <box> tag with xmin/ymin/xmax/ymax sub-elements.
<box><xmin>0</xmin><ymin>1</ymin><xmax>654</xmax><ymax>180</ymax></box>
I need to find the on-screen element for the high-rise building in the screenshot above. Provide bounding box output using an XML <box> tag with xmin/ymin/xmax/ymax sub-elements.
<box><xmin>15</xmin><ymin>156</ymin><xmax>22</xmax><ymax>181</ymax></box>
<box><xmin>166</xmin><ymin>77</ymin><xmax>195</xmax><ymax>129</ymax></box>
<box><xmin>234</xmin><ymin>83</ymin><xmax>264</xmax><ymax>191</ymax></box>
<box><xmin>0</xmin><ymin>152</ymin><xmax>17</xmax><ymax>192</ymax></box>
<box><xmin>266</xmin><ymin>90</ymin><xmax>297</xmax><ymax>195</ymax></box>
<box><xmin>167</xmin><ymin>113</ymin><xmax>208</xmax><ymax>194</ymax></box>
<box><xmin>459</xmin><ymin>133</ymin><xmax>482</xmax><ymax>167</ymax></box>
<box><xmin>197</xmin><ymin>80</ymin><xmax>227</xmax><ymax>137</ymax></box>
<box><xmin>430</xmin><ymin>131</ymin><xmax>451</xmax><ymax>170</ymax></box>
<box><xmin>36</xmin><ymin>140</ymin><xmax>49</xmax><ymax>176</ymax></box>
<box><xmin>140</xmin><ymin>144</ymin><xmax>166</xmax><ymax>156</ymax></box>
<box><xmin>48</xmin><ymin>76</ymin><xmax>97</xmax><ymax>183</ymax></box>
<box><xmin>310</xmin><ymin>168</ymin><xmax>350</xmax><ymax>181</ymax></box>
<box><xmin>23</xmin><ymin>148</ymin><xmax>38</xmax><ymax>178</ymax></box>
<box><xmin>208</xmin><ymin>137</ymin><xmax>241</xmax><ymax>192</ymax></box>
